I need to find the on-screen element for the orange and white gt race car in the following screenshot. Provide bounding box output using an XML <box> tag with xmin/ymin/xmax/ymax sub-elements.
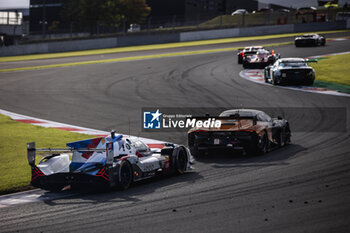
<box><xmin>188</xmin><ymin>109</ymin><xmax>291</xmax><ymax>156</ymax></box>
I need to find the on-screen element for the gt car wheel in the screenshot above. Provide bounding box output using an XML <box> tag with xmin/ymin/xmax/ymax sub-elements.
<box><xmin>271</xmin><ymin>76</ymin><xmax>277</xmax><ymax>85</ymax></box>
<box><xmin>264</xmin><ymin>70</ymin><xmax>268</xmax><ymax>83</ymax></box>
<box><xmin>284</xmin><ymin>124</ymin><xmax>291</xmax><ymax>145</ymax></box>
<box><xmin>246</xmin><ymin>133</ymin><xmax>268</xmax><ymax>156</ymax></box>
<box><xmin>258</xmin><ymin>133</ymin><xmax>268</xmax><ymax>155</ymax></box>
<box><xmin>174</xmin><ymin>146</ymin><xmax>188</xmax><ymax>174</ymax></box>
<box><xmin>278</xmin><ymin>130</ymin><xmax>286</xmax><ymax>147</ymax></box>
<box><xmin>118</xmin><ymin>160</ymin><xmax>133</xmax><ymax>190</ymax></box>
<box><xmin>188</xmin><ymin>133</ymin><xmax>199</xmax><ymax>157</ymax></box>
<box><xmin>189</xmin><ymin>146</ymin><xmax>200</xmax><ymax>157</ymax></box>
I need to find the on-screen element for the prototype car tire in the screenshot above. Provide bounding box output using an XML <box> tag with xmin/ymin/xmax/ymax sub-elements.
<box><xmin>118</xmin><ymin>160</ymin><xmax>133</xmax><ymax>190</ymax></box>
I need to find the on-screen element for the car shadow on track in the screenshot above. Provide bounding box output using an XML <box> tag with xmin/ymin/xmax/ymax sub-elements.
<box><xmin>193</xmin><ymin>143</ymin><xmax>306</xmax><ymax>168</ymax></box>
<box><xmin>41</xmin><ymin>171</ymin><xmax>202</xmax><ymax>206</ymax></box>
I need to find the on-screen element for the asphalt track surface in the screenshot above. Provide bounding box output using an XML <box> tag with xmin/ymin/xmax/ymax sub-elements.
<box><xmin>0</xmin><ymin>31</ymin><xmax>350</xmax><ymax>232</ymax></box>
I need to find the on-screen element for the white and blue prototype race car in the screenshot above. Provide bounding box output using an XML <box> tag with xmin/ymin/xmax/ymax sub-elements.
<box><xmin>27</xmin><ymin>131</ymin><xmax>191</xmax><ymax>191</ymax></box>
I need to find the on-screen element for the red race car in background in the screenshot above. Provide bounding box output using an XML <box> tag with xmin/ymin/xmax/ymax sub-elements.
<box><xmin>237</xmin><ymin>46</ymin><xmax>264</xmax><ymax>64</ymax></box>
<box><xmin>242</xmin><ymin>48</ymin><xmax>280</xmax><ymax>69</ymax></box>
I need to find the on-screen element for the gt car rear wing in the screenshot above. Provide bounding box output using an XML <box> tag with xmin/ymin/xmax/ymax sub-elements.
<box><xmin>27</xmin><ymin>142</ymin><xmax>114</xmax><ymax>167</ymax></box>
<box><xmin>187</xmin><ymin>115</ymin><xmax>258</xmax><ymax>125</ymax></box>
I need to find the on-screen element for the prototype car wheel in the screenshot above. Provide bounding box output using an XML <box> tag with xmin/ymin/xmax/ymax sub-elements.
<box><xmin>118</xmin><ymin>160</ymin><xmax>133</xmax><ymax>190</ymax></box>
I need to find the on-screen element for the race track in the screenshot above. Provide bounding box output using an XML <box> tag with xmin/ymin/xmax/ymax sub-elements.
<box><xmin>0</xmin><ymin>32</ymin><xmax>350</xmax><ymax>233</ymax></box>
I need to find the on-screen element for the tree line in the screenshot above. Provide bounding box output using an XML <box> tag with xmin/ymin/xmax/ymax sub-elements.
<box><xmin>62</xmin><ymin>0</ymin><xmax>150</xmax><ymax>32</ymax></box>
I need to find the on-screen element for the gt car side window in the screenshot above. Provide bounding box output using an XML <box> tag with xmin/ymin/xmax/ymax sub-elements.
<box><xmin>258</xmin><ymin>113</ymin><xmax>271</xmax><ymax>122</ymax></box>
<box><xmin>257</xmin><ymin>113</ymin><xmax>264</xmax><ymax>121</ymax></box>
<box><xmin>265</xmin><ymin>114</ymin><xmax>272</xmax><ymax>122</ymax></box>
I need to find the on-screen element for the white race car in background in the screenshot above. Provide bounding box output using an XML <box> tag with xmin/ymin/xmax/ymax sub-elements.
<box><xmin>264</xmin><ymin>58</ymin><xmax>316</xmax><ymax>85</ymax></box>
<box><xmin>295</xmin><ymin>34</ymin><xmax>326</xmax><ymax>47</ymax></box>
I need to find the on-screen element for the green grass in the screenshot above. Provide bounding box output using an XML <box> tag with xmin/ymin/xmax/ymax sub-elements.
<box><xmin>314</xmin><ymin>80</ymin><xmax>350</xmax><ymax>94</ymax></box>
<box><xmin>201</xmin><ymin>13</ymin><xmax>307</xmax><ymax>28</ymax></box>
<box><xmin>201</xmin><ymin>8</ymin><xmax>350</xmax><ymax>28</ymax></box>
<box><xmin>309</xmin><ymin>53</ymin><xmax>350</xmax><ymax>93</ymax></box>
<box><xmin>0</xmin><ymin>41</ymin><xmax>293</xmax><ymax>73</ymax></box>
<box><xmin>0</xmin><ymin>29</ymin><xmax>348</xmax><ymax>63</ymax></box>
<box><xmin>0</xmin><ymin>114</ymin><xmax>93</xmax><ymax>194</ymax></box>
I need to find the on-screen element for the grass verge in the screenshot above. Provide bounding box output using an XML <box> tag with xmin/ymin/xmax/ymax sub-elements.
<box><xmin>0</xmin><ymin>114</ymin><xmax>92</xmax><ymax>195</ymax></box>
<box><xmin>310</xmin><ymin>53</ymin><xmax>350</xmax><ymax>93</ymax></box>
<box><xmin>0</xmin><ymin>29</ymin><xmax>348</xmax><ymax>63</ymax></box>
<box><xmin>0</xmin><ymin>41</ymin><xmax>293</xmax><ymax>73</ymax></box>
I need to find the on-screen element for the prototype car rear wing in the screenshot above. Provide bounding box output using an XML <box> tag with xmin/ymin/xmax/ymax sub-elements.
<box><xmin>27</xmin><ymin>142</ymin><xmax>114</xmax><ymax>167</ymax></box>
